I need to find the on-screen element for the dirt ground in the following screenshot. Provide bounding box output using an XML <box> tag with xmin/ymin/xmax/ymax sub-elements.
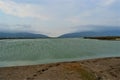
<box><xmin>0</xmin><ymin>57</ymin><xmax>120</xmax><ymax>80</ymax></box>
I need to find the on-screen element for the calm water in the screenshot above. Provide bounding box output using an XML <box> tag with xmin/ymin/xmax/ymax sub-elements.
<box><xmin>0</xmin><ymin>38</ymin><xmax>120</xmax><ymax>67</ymax></box>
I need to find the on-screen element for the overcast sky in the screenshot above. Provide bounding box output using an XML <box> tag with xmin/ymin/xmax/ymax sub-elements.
<box><xmin>0</xmin><ymin>0</ymin><xmax>120</xmax><ymax>37</ymax></box>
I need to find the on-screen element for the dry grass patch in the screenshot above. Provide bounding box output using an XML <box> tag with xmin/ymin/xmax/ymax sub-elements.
<box><xmin>62</xmin><ymin>63</ymin><xmax>97</xmax><ymax>80</ymax></box>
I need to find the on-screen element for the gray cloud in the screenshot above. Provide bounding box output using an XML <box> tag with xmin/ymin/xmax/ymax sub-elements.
<box><xmin>0</xmin><ymin>0</ymin><xmax>120</xmax><ymax>37</ymax></box>
<box><xmin>0</xmin><ymin>24</ymin><xmax>32</xmax><ymax>32</ymax></box>
<box><xmin>0</xmin><ymin>0</ymin><xmax>50</xmax><ymax>20</ymax></box>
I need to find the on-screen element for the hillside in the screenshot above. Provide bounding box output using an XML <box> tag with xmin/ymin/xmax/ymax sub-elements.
<box><xmin>59</xmin><ymin>29</ymin><xmax>120</xmax><ymax>38</ymax></box>
<box><xmin>0</xmin><ymin>32</ymin><xmax>48</xmax><ymax>39</ymax></box>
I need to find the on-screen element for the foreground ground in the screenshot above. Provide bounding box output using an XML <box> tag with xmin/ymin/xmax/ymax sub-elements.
<box><xmin>0</xmin><ymin>57</ymin><xmax>120</xmax><ymax>80</ymax></box>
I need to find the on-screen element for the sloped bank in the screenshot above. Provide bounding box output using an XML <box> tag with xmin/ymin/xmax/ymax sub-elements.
<box><xmin>0</xmin><ymin>57</ymin><xmax>120</xmax><ymax>80</ymax></box>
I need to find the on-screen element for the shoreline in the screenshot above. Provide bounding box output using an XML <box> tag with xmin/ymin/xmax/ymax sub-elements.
<box><xmin>84</xmin><ymin>36</ymin><xmax>120</xmax><ymax>40</ymax></box>
<box><xmin>0</xmin><ymin>57</ymin><xmax>120</xmax><ymax>80</ymax></box>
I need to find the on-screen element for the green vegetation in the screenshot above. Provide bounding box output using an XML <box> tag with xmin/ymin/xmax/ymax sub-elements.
<box><xmin>79</xmin><ymin>67</ymin><xmax>97</xmax><ymax>80</ymax></box>
<box><xmin>64</xmin><ymin>63</ymin><xmax>97</xmax><ymax>80</ymax></box>
<box><xmin>84</xmin><ymin>36</ymin><xmax>120</xmax><ymax>40</ymax></box>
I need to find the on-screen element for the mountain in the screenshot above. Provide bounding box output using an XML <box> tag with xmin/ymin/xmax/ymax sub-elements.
<box><xmin>59</xmin><ymin>29</ymin><xmax>120</xmax><ymax>38</ymax></box>
<box><xmin>0</xmin><ymin>32</ymin><xmax>48</xmax><ymax>39</ymax></box>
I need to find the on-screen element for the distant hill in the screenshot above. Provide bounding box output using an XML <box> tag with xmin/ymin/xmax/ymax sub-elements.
<box><xmin>59</xmin><ymin>30</ymin><xmax>120</xmax><ymax>38</ymax></box>
<box><xmin>0</xmin><ymin>32</ymin><xmax>48</xmax><ymax>39</ymax></box>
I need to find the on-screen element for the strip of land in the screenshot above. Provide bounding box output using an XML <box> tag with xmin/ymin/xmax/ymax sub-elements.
<box><xmin>84</xmin><ymin>36</ymin><xmax>120</xmax><ymax>40</ymax></box>
<box><xmin>0</xmin><ymin>57</ymin><xmax>120</xmax><ymax>80</ymax></box>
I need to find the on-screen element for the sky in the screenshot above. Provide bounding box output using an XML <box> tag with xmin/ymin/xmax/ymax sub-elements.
<box><xmin>0</xmin><ymin>0</ymin><xmax>120</xmax><ymax>37</ymax></box>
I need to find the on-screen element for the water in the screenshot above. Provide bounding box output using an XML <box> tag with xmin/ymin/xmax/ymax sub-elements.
<box><xmin>0</xmin><ymin>38</ymin><xmax>120</xmax><ymax>67</ymax></box>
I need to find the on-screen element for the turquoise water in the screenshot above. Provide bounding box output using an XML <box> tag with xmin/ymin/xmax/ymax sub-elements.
<box><xmin>0</xmin><ymin>38</ymin><xmax>120</xmax><ymax>67</ymax></box>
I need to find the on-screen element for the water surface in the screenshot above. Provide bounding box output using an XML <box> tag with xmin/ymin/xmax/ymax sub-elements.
<box><xmin>0</xmin><ymin>38</ymin><xmax>120</xmax><ymax>67</ymax></box>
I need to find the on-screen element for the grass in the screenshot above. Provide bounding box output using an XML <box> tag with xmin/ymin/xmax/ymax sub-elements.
<box><xmin>78</xmin><ymin>67</ymin><xmax>97</xmax><ymax>80</ymax></box>
<box><xmin>63</xmin><ymin>63</ymin><xmax>97</xmax><ymax>80</ymax></box>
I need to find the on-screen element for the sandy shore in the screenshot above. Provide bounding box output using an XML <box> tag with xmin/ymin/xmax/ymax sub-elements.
<box><xmin>0</xmin><ymin>57</ymin><xmax>120</xmax><ymax>80</ymax></box>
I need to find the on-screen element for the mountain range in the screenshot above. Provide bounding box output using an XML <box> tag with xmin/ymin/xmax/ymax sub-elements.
<box><xmin>59</xmin><ymin>27</ymin><xmax>120</xmax><ymax>38</ymax></box>
<box><xmin>0</xmin><ymin>26</ymin><xmax>120</xmax><ymax>38</ymax></box>
<box><xmin>0</xmin><ymin>32</ymin><xmax>48</xmax><ymax>39</ymax></box>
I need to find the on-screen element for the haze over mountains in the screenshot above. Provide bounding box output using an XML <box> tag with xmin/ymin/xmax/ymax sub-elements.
<box><xmin>59</xmin><ymin>30</ymin><xmax>120</xmax><ymax>38</ymax></box>
<box><xmin>59</xmin><ymin>26</ymin><xmax>120</xmax><ymax>38</ymax></box>
<box><xmin>0</xmin><ymin>26</ymin><xmax>120</xmax><ymax>38</ymax></box>
<box><xmin>0</xmin><ymin>32</ymin><xmax>48</xmax><ymax>39</ymax></box>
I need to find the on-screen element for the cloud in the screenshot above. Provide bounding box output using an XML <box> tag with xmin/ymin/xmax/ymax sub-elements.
<box><xmin>65</xmin><ymin>0</ymin><xmax>119</xmax><ymax>26</ymax></box>
<box><xmin>0</xmin><ymin>0</ymin><xmax>119</xmax><ymax>37</ymax></box>
<box><xmin>0</xmin><ymin>24</ymin><xmax>33</xmax><ymax>32</ymax></box>
<box><xmin>0</xmin><ymin>0</ymin><xmax>49</xmax><ymax>20</ymax></box>
<box><xmin>100</xmin><ymin>0</ymin><xmax>116</xmax><ymax>7</ymax></box>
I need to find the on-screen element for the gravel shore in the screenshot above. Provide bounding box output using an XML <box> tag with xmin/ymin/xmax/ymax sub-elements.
<box><xmin>0</xmin><ymin>57</ymin><xmax>120</xmax><ymax>80</ymax></box>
